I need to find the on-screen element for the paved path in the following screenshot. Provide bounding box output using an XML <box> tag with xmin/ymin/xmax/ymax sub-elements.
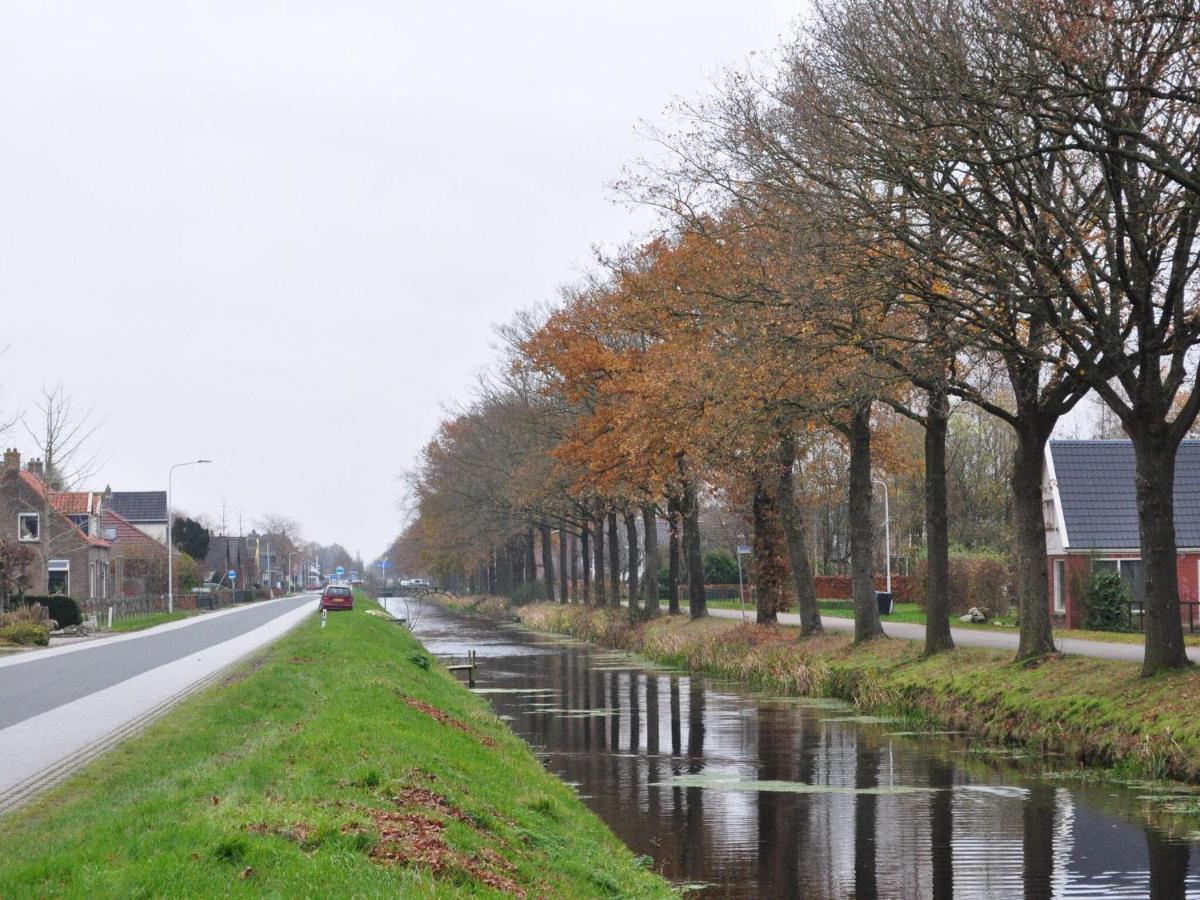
<box><xmin>708</xmin><ymin>606</ymin><xmax>1200</xmax><ymax>664</ymax></box>
<box><xmin>0</xmin><ymin>593</ymin><xmax>317</xmax><ymax>812</ymax></box>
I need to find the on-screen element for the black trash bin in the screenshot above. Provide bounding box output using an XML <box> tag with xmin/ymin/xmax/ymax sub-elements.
<box><xmin>875</xmin><ymin>591</ymin><xmax>894</xmax><ymax>616</ymax></box>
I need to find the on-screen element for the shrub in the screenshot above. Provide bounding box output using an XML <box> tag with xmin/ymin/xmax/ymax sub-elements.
<box><xmin>704</xmin><ymin>549</ymin><xmax>740</xmax><ymax>585</ymax></box>
<box><xmin>812</xmin><ymin>575</ymin><xmax>916</xmax><ymax>603</ymax></box>
<box><xmin>0</xmin><ymin>620</ymin><xmax>50</xmax><ymax>646</ymax></box>
<box><xmin>20</xmin><ymin>595</ymin><xmax>82</xmax><ymax>628</ymax></box>
<box><xmin>1082</xmin><ymin>570</ymin><xmax>1134</xmax><ymax>632</ymax></box>
<box><xmin>509</xmin><ymin>581</ymin><xmax>544</xmax><ymax>606</ymax></box>
<box><xmin>911</xmin><ymin>552</ymin><xmax>1013</xmax><ymax>614</ymax></box>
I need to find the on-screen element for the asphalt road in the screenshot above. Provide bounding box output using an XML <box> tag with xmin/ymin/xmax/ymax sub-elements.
<box><xmin>708</xmin><ymin>606</ymin><xmax>1200</xmax><ymax>663</ymax></box>
<box><xmin>0</xmin><ymin>593</ymin><xmax>316</xmax><ymax>730</ymax></box>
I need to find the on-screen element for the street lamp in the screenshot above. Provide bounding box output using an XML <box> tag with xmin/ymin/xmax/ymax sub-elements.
<box><xmin>168</xmin><ymin>459</ymin><xmax>212</xmax><ymax>614</ymax></box>
<box><xmin>873</xmin><ymin>478</ymin><xmax>892</xmax><ymax>595</ymax></box>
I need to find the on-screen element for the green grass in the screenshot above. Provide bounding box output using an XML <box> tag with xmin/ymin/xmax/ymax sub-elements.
<box><xmin>108</xmin><ymin>612</ymin><xmax>193</xmax><ymax>633</ymax></box>
<box><xmin>0</xmin><ymin>596</ymin><xmax>673</xmax><ymax>898</ymax></box>
<box><xmin>706</xmin><ymin>598</ymin><xmax>1200</xmax><ymax>646</ymax></box>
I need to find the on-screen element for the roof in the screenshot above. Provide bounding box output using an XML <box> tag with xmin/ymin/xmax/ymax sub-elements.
<box><xmin>202</xmin><ymin>535</ymin><xmax>254</xmax><ymax>576</ymax></box>
<box><xmin>107</xmin><ymin>491</ymin><xmax>167</xmax><ymax>523</ymax></box>
<box><xmin>1050</xmin><ymin>439</ymin><xmax>1200</xmax><ymax>549</ymax></box>
<box><xmin>102</xmin><ymin>510</ymin><xmax>163</xmax><ymax>558</ymax></box>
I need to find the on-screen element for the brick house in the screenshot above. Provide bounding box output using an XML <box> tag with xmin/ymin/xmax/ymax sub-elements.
<box><xmin>1044</xmin><ymin>439</ymin><xmax>1200</xmax><ymax>628</ymax></box>
<box><xmin>103</xmin><ymin>509</ymin><xmax>168</xmax><ymax>597</ymax></box>
<box><xmin>0</xmin><ymin>449</ymin><xmax>113</xmax><ymax>602</ymax></box>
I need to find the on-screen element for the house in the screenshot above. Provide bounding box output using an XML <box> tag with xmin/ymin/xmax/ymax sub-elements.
<box><xmin>105</xmin><ymin>491</ymin><xmax>168</xmax><ymax>544</ymax></box>
<box><xmin>202</xmin><ymin>535</ymin><xmax>258</xmax><ymax>588</ymax></box>
<box><xmin>0</xmin><ymin>448</ymin><xmax>113</xmax><ymax>603</ymax></box>
<box><xmin>103</xmin><ymin>509</ymin><xmax>168</xmax><ymax>597</ymax></box>
<box><xmin>1043</xmin><ymin>439</ymin><xmax>1200</xmax><ymax>627</ymax></box>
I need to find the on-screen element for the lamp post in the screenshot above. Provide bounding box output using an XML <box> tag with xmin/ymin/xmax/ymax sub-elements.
<box><xmin>168</xmin><ymin>459</ymin><xmax>211</xmax><ymax>614</ymax></box>
<box><xmin>872</xmin><ymin>478</ymin><xmax>891</xmax><ymax>595</ymax></box>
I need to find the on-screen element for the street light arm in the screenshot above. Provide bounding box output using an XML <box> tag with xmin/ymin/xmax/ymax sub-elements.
<box><xmin>167</xmin><ymin>458</ymin><xmax>213</xmax><ymax>615</ymax></box>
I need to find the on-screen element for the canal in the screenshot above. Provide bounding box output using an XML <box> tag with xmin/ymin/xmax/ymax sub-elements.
<box><xmin>386</xmin><ymin>598</ymin><xmax>1200</xmax><ymax>898</ymax></box>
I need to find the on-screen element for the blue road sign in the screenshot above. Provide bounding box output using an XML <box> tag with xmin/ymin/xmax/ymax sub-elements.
<box><xmin>228</xmin><ymin>570</ymin><xmax>237</xmax><ymax>579</ymax></box>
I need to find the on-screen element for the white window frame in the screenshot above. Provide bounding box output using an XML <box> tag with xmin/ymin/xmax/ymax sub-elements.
<box><xmin>1053</xmin><ymin>559</ymin><xmax>1066</xmax><ymax>614</ymax></box>
<box><xmin>47</xmin><ymin>559</ymin><xmax>70</xmax><ymax>596</ymax></box>
<box><xmin>18</xmin><ymin>512</ymin><xmax>40</xmax><ymax>542</ymax></box>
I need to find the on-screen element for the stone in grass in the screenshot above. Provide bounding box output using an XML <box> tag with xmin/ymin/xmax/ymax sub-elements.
<box><xmin>959</xmin><ymin>607</ymin><xmax>991</xmax><ymax>623</ymax></box>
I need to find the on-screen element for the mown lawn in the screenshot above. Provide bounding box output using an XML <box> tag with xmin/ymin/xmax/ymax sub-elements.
<box><xmin>0</xmin><ymin>597</ymin><xmax>672</xmax><ymax>898</ymax></box>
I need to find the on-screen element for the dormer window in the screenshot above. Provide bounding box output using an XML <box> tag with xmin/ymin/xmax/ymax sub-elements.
<box><xmin>18</xmin><ymin>512</ymin><xmax>39</xmax><ymax>542</ymax></box>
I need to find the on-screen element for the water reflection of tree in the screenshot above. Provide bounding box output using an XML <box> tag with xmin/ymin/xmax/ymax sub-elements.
<box><xmin>683</xmin><ymin>676</ymin><xmax>706</xmax><ymax>874</ymax></box>
<box><xmin>1023</xmin><ymin>783</ymin><xmax>1055</xmax><ymax>899</ymax></box>
<box><xmin>854</xmin><ymin>741</ymin><xmax>880</xmax><ymax>900</ymax></box>
<box><xmin>1146</xmin><ymin>827</ymin><xmax>1190</xmax><ymax>898</ymax></box>
<box><xmin>756</xmin><ymin>703</ymin><xmax>806</xmax><ymax>898</ymax></box>
<box><xmin>927</xmin><ymin>757</ymin><xmax>953</xmax><ymax>900</ymax></box>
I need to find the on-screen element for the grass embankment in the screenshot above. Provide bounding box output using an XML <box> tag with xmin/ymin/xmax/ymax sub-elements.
<box><xmin>706</xmin><ymin>597</ymin><xmax>1200</xmax><ymax>646</ymax></box>
<box><xmin>438</xmin><ymin>594</ymin><xmax>1200</xmax><ymax>785</ymax></box>
<box><xmin>0</xmin><ymin>597</ymin><xmax>673</xmax><ymax>898</ymax></box>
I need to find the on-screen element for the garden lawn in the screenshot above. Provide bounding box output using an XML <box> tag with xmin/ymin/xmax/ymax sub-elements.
<box><xmin>0</xmin><ymin>597</ymin><xmax>672</xmax><ymax>899</ymax></box>
<box><xmin>107</xmin><ymin>611</ymin><xmax>194</xmax><ymax>633</ymax></box>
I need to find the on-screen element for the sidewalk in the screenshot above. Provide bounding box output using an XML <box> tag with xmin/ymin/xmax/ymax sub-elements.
<box><xmin>707</xmin><ymin>606</ymin><xmax>1200</xmax><ymax>664</ymax></box>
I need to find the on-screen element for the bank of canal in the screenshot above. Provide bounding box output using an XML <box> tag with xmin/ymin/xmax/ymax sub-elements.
<box><xmin>392</xmin><ymin>598</ymin><xmax>1200</xmax><ymax>898</ymax></box>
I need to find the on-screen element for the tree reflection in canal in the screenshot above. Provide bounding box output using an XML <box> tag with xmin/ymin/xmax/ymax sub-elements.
<box><xmin>398</xmin><ymin>602</ymin><xmax>1200</xmax><ymax>898</ymax></box>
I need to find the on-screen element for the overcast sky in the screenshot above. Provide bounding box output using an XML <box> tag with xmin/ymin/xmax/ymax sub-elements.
<box><xmin>1</xmin><ymin>1</ymin><xmax>800</xmax><ymax>559</ymax></box>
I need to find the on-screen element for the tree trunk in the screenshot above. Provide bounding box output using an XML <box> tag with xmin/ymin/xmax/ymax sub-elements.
<box><xmin>540</xmin><ymin>523</ymin><xmax>555</xmax><ymax>602</ymax></box>
<box><xmin>525</xmin><ymin>527</ymin><xmax>537</xmax><ymax>587</ymax></box>
<box><xmin>642</xmin><ymin>504</ymin><xmax>660</xmax><ymax>615</ymax></box>
<box><xmin>624</xmin><ymin>509</ymin><xmax>639</xmax><ymax>619</ymax></box>
<box><xmin>607</xmin><ymin>511</ymin><xmax>621</xmax><ymax>608</ymax></box>
<box><xmin>1131</xmin><ymin>426</ymin><xmax>1189</xmax><ymax>675</ymax></box>
<box><xmin>498</xmin><ymin>544</ymin><xmax>513</xmax><ymax>595</ymax></box>
<box><xmin>776</xmin><ymin>433</ymin><xmax>822</xmax><ymax>635</ymax></box>
<box><xmin>667</xmin><ymin>494</ymin><xmax>682</xmax><ymax>614</ymax></box>
<box><xmin>1012</xmin><ymin>425</ymin><xmax>1056</xmax><ymax>660</ymax></box>
<box><xmin>682</xmin><ymin>480</ymin><xmax>707</xmax><ymax>618</ymax></box>
<box><xmin>487</xmin><ymin>548</ymin><xmax>498</xmax><ymax>595</ymax></box>
<box><xmin>558</xmin><ymin>528</ymin><xmax>568</xmax><ymax>604</ymax></box>
<box><xmin>581</xmin><ymin>519</ymin><xmax>591</xmax><ymax>605</ymax></box>
<box><xmin>924</xmin><ymin>388</ymin><xmax>954</xmax><ymax>654</ymax></box>
<box><xmin>593</xmin><ymin>506</ymin><xmax>606</xmax><ymax>605</ymax></box>
<box><xmin>849</xmin><ymin>402</ymin><xmax>885</xmax><ymax>642</ymax></box>
<box><xmin>751</xmin><ymin>474</ymin><xmax>786</xmax><ymax>625</ymax></box>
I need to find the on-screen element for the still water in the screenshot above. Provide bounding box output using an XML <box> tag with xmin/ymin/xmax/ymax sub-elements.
<box><xmin>387</xmin><ymin>599</ymin><xmax>1200</xmax><ymax>898</ymax></box>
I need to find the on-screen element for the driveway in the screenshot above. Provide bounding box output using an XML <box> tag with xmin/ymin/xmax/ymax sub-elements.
<box><xmin>0</xmin><ymin>592</ymin><xmax>317</xmax><ymax>813</ymax></box>
<box><xmin>708</xmin><ymin>606</ymin><xmax>1200</xmax><ymax>664</ymax></box>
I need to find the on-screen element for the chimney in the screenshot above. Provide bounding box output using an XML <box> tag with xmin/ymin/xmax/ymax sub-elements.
<box><xmin>26</xmin><ymin>458</ymin><xmax>44</xmax><ymax>480</ymax></box>
<box><xmin>2</xmin><ymin>448</ymin><xmax>19</xmax><ymax>471</ymax></box>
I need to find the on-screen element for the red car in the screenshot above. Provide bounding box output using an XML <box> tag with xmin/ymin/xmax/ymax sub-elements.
<box><xmin>320</xmin><ymin>584</ymin><xmax>354</xmax><ymax>611</ymax></box>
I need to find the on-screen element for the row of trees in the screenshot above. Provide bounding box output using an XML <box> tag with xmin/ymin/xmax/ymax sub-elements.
<box><xmin>403</xmin><ymin>0</ymin><xmax>1200</xmax><ymax>677</ymax></box>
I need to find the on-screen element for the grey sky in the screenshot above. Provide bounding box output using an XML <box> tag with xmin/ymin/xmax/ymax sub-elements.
<box><xmin>2</xmin><ymin>1</ymin><xmax>799</xmax><ymax>559</ymax></box>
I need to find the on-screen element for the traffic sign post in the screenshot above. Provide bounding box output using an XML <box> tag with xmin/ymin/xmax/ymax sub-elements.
<box><xmin>735</xmin><ymin>545</ymin><xmax>751</xmax><ymax>623</ymax></box>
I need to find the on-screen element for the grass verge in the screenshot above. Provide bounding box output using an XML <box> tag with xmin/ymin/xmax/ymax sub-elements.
<box><xmin>0</xmin><ymin>596</ymin><xmax>673</xmax><ymax>898</ymax></box>
<box><xmin>704</xmin><ymin>597</ymin><xmax>1200</xmax><ymax>646</ymax></box>
<box><xmin>438</xmin><ymin>595</ymin><xmax>1200</xmax><ymax>785</ymax></box>
<box><xmin>107</xmin><ymin>611</ymin><xmax>194</xmax><ymax>633</ymax></box>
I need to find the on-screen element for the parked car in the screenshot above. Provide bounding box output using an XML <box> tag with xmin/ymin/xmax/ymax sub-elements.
<box><xmin>320</xmin><ymin>584</ymin><xmax>354</xmax><ymax>611</ymax></box>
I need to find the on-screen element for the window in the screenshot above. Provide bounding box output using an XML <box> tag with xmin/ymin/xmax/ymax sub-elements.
<box><xmin>18</xmin><ymin>512</ymin><xmax>39</xmax><ymax>542</ymax></box>
<box><xmin>1053</xmin><ymin>560</ymin><xmax>1066</xmax><ymax>614</ymax></box>
<box><xmin>47</xmin><ymin>559</ymin><xmax>69</xmax><ymax>596</ymax></box>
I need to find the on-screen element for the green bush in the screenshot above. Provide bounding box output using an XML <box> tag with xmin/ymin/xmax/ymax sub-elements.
<box><xmin>704</xmin><ymin>549</ymin><xmax>740</xmax><ymax>584</ymax></box>
<box><xmin>21</xmin><ymin>595</ymin><xmax>82</xmax><ymax>628</ymax></box>
<box><xmin>1083</xmin><ymin>570</ymin><xmax>1135</xmax><ymax>632</ymax></box>
<box><xmin>509</xmin><ymin>581</ymin><xmax>545</xmax><ymax>606</ymax></box>
<box><xmin>0</xmin><ymin>621</ymin><xmax>50</xmax><ymax>646</ymax></box>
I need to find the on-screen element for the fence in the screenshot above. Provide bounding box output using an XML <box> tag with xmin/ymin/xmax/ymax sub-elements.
<box><xmin>81</xmin><ymin>587</ymin><xmax>280</xmax><ymax>624</ymax></box>
<box><xmin>1125</xmin><ymin>601</ymin><xmax>1200</xmax><ymax>634</ymax></box>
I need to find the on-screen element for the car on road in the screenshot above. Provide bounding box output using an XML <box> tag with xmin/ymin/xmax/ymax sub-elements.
<box><xmin>320</xmin><ymin>584</ymin><xmax>354</xmax><ymax>611</ymax></box>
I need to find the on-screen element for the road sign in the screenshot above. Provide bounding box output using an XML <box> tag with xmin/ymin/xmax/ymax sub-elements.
<box><xmin>736</xmin><ymin>545</ymin><xmax>751</xmax><ymax>556</ymax></box>
<box><xmin>336</xmin><ymin>566</ymin><xmax>345</xmax><ymax>575</ymax></box>
<box><xmin>228</xmin><ymin>569</ymin><xmax>237</xmax><ymax>579</ymax></box>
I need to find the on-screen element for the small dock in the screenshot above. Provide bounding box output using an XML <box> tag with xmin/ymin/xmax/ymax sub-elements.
<box><xmin>445</xmin><ymin>649</ymin><xmax>477</xmax><ymax>687</ymax></box>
